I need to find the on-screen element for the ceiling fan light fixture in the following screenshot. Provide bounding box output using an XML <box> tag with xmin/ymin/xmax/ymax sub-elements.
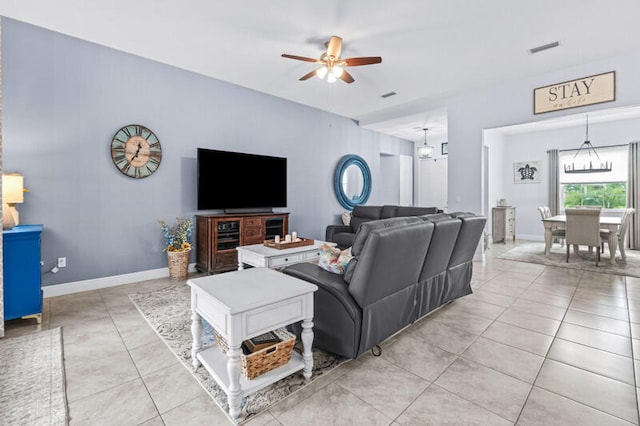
<box><xmin>316</xmin><ymin>66</ymin><xmax>328</xmax><ymax>79</ymax></box>
<box><xmin>282</xmin><ymin>35</ymin><xmax>382</xmax><ymax>84</ymax></box>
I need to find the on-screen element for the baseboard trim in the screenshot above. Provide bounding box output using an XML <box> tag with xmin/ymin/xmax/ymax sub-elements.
<box><xmin>42</xmin><ymin>263</ymin><xmax>198</xmax><ymax>298</ymax></box>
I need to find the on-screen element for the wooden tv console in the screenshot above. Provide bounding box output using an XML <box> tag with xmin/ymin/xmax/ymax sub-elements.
<box><xmin>195</xmin><ymin>212</ymin><xmax>289</xmax><ymax>274</ymax></box>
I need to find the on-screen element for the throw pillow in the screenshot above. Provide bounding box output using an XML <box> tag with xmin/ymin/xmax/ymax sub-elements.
<box><xmin>318</xmin><ymin>244</ymin><xmax>352</xmax><ymax>275</ymax></box>
<box><xmin>341</xmin><ymin>211</ymin><xmax>352</xmax><ymax>226</ymax></box>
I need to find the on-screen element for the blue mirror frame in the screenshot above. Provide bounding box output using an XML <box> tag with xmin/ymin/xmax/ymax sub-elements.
<box><xmin>333</xmin><ymin>154</ymin><xmax>372</xmax><ymax>210</ymax></box>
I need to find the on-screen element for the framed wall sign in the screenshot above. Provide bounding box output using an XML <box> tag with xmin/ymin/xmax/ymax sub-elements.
<box><xmin>534</xmin><ymin>71</ymin><xmax>615</xmax><ymax>114</ymax></box>
<box><xmin>514</xmin><ymin>161</ymin><xmax>542</xmax><ymax>184</ymax></box>
<box><xmin>441</xmin><ymin>142</ymin><xmax>448</xmax><ymax>155</ymax></box>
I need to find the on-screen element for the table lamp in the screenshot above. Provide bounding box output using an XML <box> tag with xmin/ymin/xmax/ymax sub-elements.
<box><xmin>2</xmin><ymin>174</ymin><xmax>24</xmax><ymax>230</ymax></box>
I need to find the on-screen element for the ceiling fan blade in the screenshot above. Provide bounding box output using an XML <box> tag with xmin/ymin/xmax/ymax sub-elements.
<box><xmin>339</xmin><ymin>70</ymin><xmax>355</xmax><ymax>84</ymax></box>
<box><xmin>281</xmin><ymin>54</ymin><xmax>320</xmax><ymax>63</ymax></box>
<box><xmin>326</xmin><ymin>35</ymin><xmax>342</xmax><ymax>59</ymax></box>
<box><xmin>342</xmin><ymin>56</ymin><xmax>383</xmax><ymax>67</ymax></box>
<box><xmin>299</xmin><ymin>69</ymin><xmax>320</xmax><ymax>81</ymax></box>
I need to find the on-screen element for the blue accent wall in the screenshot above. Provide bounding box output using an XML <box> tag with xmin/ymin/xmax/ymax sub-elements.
<box><xmin>2</xmin><ymin>18</ymin><xmax>413</xmax><ymax>286</ymax></box>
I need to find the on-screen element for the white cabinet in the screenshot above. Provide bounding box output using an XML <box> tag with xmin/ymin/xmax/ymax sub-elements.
<box><xmin>492</xmin><ymin>207</ymin><xmax>516</xmax><ymax>243</ymax></box>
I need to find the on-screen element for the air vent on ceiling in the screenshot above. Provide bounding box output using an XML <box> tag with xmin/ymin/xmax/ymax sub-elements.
<box><xmin>381</xmin><ymin>91</ymin><xmax>397</xmax><ymax>98</ymax></box>
<box><xmin>529</xmin><ymin>41</ymin><xmax>560</xmax><ymax>54</ymax></box>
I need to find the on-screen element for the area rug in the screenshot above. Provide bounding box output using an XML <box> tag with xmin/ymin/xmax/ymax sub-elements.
<box><xmin>499</xmin><ymin>242</ymin><xmax>640</xmax><ymax>277</ymax></box>
<box><xmin>0</xmin><ymin>327</ymin><xmax>67</xmax><ymax>426</ymax></box>
<box><xmin>129</xmin><ymin>283</ymin><xmax>347</xmax><ymax>423</ymax></box>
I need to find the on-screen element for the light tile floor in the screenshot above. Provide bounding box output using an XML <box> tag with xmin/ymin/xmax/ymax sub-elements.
<box><xmin>5</xmin><ymin>240</ymin><xmax>640</xmax><ymax>425</ymax></box>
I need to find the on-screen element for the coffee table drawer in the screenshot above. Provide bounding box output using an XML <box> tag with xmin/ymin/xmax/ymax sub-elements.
<box><xmin>304</xmin><ymin>249</ymin><xmax>322</xmax><ymax>262</ymax></box>
<box><xmin>269</xmin><ymin>253</ymin><xmax>305</xmax><ymax>267</ymax></box>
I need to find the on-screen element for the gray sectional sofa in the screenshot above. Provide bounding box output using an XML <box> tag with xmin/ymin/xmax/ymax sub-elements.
<box><xmin>326</xmin><ymin>204</ymin><xmax>442</xmax><ymax>249</ymax></box>
<box><xmin>283</xmin><ymin>212</ymin><xmax>486</xmax><ymax>359</ymax></box>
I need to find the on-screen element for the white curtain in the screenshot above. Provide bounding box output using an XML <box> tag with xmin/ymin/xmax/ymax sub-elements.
<box><xmin>629</xmin><ymin>142</ymin><xmax>640</xmax><ymax>249</ymax></box>
<box><xmin>547</xmin><ymin>149</ymin><xmax>559</xmax><ymax>215</ymax></box>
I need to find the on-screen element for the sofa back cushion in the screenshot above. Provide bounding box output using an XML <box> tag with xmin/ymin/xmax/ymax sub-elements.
<box><xmin>348</xmin><ymin>221</ymin><xmax>434</xmax><ymax>307</ymax></box>
<box><xmin>448</xmin><ymin>215</ymin><xmax>487</xmax><ymax>267</ymax></box>
<box><xmin>419</xmin><ymin>218</ymin><xmax>462</xmax><ymax>280</ymax></box>
<box><xmin>394</xmin><ymin>206</ymin><xmax>438</xmax><ymax>217</ymax></box>
<box><xmin>349</xmin><ymin>205</ymin><xmax>383</xmax><ymax>231</ymax></box>
<box><xmin>350</xmin><ymin>216</ymin><xmax>423</xmax><ymax>257</ymax></box>
<box><xmin>380</xmin><ymin>205</ymin><xmax>398</xmax><ymax>218</ymax></box>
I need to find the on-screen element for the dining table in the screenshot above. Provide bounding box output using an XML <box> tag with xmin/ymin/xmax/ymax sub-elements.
<box><xmin>541</xmin><ymin>214</ymin><xmax>622</xmax><ymax>265</ymax></box>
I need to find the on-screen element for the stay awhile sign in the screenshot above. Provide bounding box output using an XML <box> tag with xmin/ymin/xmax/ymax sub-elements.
<box><xmin>533</xmin><ymin>71</ymin><xmax>615</xmax><ymax>114</ymax></box>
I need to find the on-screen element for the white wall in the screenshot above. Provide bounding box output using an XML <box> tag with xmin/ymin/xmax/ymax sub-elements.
<box><xmin>379</xmin><ymin>154</ymin><xmax>400</xmax><ymax>204</ymax></box>
<box><xmin>486</xmin><ymin>116</ymin><xmax>640</xmax><ymax>240</ymax></box>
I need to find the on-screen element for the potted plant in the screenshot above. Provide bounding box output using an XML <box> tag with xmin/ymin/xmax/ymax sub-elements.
<box><xmin>159</xmin><ymin>217</ymin><xmax>193</xmax><ymax>280</ymax></box>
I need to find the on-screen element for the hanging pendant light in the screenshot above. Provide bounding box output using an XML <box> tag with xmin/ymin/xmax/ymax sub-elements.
<box><xmin>564</xmin><ymin>115</ymin><xmax>612</xmax><ymax>174</ymax></box>
<box><xmin>417</xmin><ymin>128</ymin><xmax>434</xmax><ymax>159</ymax></box>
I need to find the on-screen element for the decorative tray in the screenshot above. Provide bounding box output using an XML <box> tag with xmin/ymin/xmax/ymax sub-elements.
<box><xmin>263</xmin><ymin>237</ymin><xmax>314</xmax><ymax>250</ymax></box>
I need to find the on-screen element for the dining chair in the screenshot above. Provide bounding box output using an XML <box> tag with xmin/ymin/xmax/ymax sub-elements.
<box><xmin>565</xmin><ymin>207</ymin><xmax>609</xmax><ymax>266</ymax></box>
<box><xmin>617</xmin><ymin>207</ymin><xmax>636</xmax><ymax>260</ymax></box>
<box><xmin>537</xmin><ymin>206</ymin><xmax>565</xmax><ymax>246</ymax></box>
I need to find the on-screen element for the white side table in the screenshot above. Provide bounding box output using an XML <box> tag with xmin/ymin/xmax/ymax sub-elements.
<box><xmin>188</xmin><ymin>267</ymin><xmax>318</xmax><ymax>422</ymax></box>
<box><xmin>236</xmin><ymin>240</ymin><xmax>336</xmax><ymax>270</ymax></box>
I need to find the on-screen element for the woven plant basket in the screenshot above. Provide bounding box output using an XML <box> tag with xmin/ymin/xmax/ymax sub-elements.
<box><xmin>167</xmin><ymin>249</ymin><xmax>190</xmax><ymax>280</ymax></box>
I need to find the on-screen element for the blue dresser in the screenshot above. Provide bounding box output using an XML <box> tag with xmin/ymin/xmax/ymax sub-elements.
<box><xmin>3</xmin><ymin>225</ymin><xmax>43</xmax><ymax>322</ymax></box>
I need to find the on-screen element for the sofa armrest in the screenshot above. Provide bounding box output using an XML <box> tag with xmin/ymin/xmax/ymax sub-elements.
<box><xmin>326</xmin><ymin>224</ymin><xmax>353</xmax><ymax>243</ymax></box>
<box><xmin>282</xmin><ymin>262</ymin><xmax>362</xmax><ymax>358</ymax></box>
<box><xmin>282</xmin><ymin>263</ymin><xmax>360</xmax><ymax>320</ymax></box>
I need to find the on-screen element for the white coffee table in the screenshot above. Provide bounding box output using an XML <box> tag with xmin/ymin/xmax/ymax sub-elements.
<box><xmin>188</xmin><ymin>267</ymin><xmax>318</xmax><ymax>422</ymax></box>
<box><xmin>236</xmin><ymin>240</ymin><xmax>336</xmax><ymax>270</ymax></box>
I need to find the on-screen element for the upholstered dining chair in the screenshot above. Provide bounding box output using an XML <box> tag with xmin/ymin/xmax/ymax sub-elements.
<box><xmin>616</xmin><ymin>207</ymin><xmax>636</xmax><ymax>260</ymax></box>
<box><xmin>565</xmin><ymin>207</ymin><xmax>609</xmax><ymax>266</ymax></box>
<box><xmin>537</xmin><ymin>206</ymin><xmax>565</xmax><ymax>246</ymax></box>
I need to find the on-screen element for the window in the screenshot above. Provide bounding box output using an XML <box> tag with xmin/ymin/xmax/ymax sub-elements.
<box><xmin>562</xmin><ymin>183</ymin><xmax>626</xmax><ymax>208</ymax></box>
<box><xmin>559</xmin><ymin>145</ymin><xmax>628</xmax><ymax>210</ymax></box>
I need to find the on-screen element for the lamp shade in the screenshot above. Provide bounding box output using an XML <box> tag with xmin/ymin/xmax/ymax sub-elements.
<box><xmin>2</xmin><ymin>174</ymin><xmax>24</xmax><ymax>204</ymax></box>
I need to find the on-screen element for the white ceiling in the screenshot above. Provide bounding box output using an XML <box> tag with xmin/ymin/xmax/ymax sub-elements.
<box><xmin>2</xmin><ymin>0</ymin><xmax>640</xmax><ymax>143</ymax></box>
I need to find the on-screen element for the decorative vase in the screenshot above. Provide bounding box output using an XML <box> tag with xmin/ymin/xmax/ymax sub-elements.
<box><xmin>167</xmin><ymin>249</ymin><xmax>190</xmax><ymax>281</ymax></box>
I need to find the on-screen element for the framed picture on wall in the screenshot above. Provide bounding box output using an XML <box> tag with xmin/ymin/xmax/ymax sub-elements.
<box><xmin>441</xmin><ymin>143</ymin><xmax>448</xmax><ymax>155</ymax></box>
<box><xmin>514</xmin><ymin>161</ymin><xmax>542</xmax><ymax>184</ymax></box>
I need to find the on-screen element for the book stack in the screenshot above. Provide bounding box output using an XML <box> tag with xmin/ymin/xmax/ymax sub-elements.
<box><xmin>241</xmin><ymin>331</ymin><xmax>281</xmax><ymax>354</ymax></box>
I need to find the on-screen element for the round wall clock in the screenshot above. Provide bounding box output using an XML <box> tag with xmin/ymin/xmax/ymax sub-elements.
<box><xmin>110</xmin><ymin>124</ymin><xmax>162</xmax><ymax>179</ymax></box>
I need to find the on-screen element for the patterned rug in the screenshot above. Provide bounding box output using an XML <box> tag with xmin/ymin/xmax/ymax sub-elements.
<box><xmin>129</xmin><ymin>283</ymin><xmax>347</xmax><ymax>424</ymax></box>
<box><xmin>0</xmin><ymin>327</ymin><xmax>67</xmax><ymax>425</ymax></box>
<box><xmin>499</xmin><ymin>242</ymin><xmax>640</xmax><ymax>277</ymax></box>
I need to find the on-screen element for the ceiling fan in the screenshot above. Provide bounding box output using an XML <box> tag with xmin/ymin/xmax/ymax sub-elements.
<box><xmin>282</xmin><ymin>35</ymin><xmax>382</xmax><ymax>84</ymax></box>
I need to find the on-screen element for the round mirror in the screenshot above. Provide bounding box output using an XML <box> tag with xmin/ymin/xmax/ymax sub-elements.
<box><xmin>334</xmin><ymin>154</ymin><xmax>372</xmax><ymax>210</ymax></box>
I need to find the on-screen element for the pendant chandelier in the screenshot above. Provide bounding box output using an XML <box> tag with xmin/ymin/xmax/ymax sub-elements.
<box><xmin>564</xmin><ymin>115</ymin><xmax>612</xmax><ymax>174</ymax></box>
<box><xmin>417</xmin><ymin>128</ymin><xmax>434</xmax><ymax>159</ymax></box>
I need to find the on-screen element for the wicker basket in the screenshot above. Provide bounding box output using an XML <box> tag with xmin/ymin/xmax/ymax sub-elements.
<box><xmin>212</xmin><ymin>328</ymin><xmax>296</xmax><ymax>380</ymax></box>
<box><xmin>167</xmin><ymin>249</ymin><xmax>190</xmax><ymax>280</ymax></box>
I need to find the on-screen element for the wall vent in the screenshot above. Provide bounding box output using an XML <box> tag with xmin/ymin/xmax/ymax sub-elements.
<box><xmin>529</xmin><ymin>41</ymin><xmax>560</xmax><ymax>54</ymax></box>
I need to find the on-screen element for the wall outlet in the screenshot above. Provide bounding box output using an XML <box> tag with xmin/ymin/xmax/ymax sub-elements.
<box><xmin>57</xmin><ymin>257</ymin><xmax>67</xmax><ymax>268</ymax></box>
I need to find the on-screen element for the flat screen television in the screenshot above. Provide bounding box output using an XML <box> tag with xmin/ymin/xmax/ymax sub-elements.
<box><xmin>197</xmin><ymin>148</ymin><xmax>287</xmax><ymax>211</ymax></box>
